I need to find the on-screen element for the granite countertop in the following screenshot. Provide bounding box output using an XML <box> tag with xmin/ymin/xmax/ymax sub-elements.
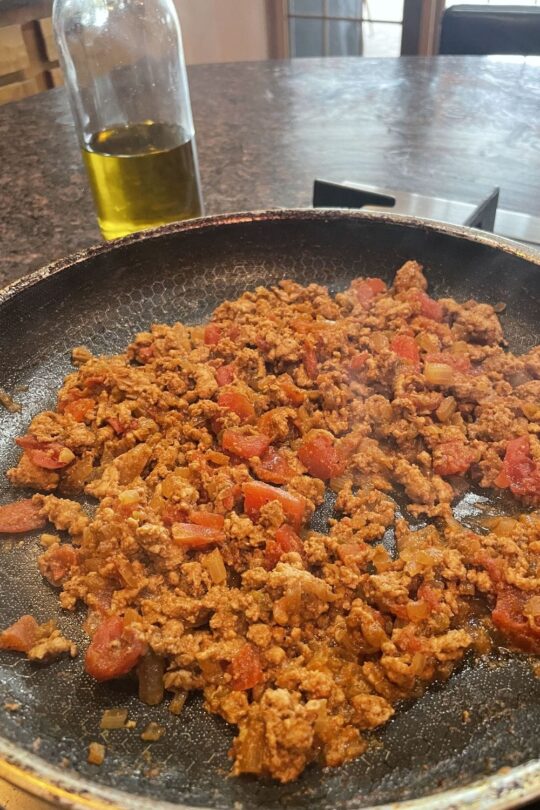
<box><xmin>1</xmin><ymin>56</ymin><xmax>540</xmax><ymax>288</ymax></box>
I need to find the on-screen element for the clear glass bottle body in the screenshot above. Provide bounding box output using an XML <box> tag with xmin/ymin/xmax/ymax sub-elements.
<box><xmin>53</xmin><ymin>0</ymin><xmax>203</xmax><ymax>240</ymax></box>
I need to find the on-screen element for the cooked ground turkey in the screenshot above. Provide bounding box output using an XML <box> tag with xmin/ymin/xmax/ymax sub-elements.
<box><xmin>1</xmin><ymin>261</ymin><xmax>540</xmax><ymax>781</ymax></box>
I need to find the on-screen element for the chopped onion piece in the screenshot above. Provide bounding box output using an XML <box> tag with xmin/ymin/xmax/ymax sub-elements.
<box><xmin>202</xmin><ymin>548</ymin><xmax>227</xmax><ymax>585</ymax></box>
<box><xmin>140</xmin><ymin>722</ymin><xmax>164</xmax><ymax>741</ymax></box>
<box><xmin>406</xmin><ymin>601</ymin><xmax>430</xmax><ymax>622</ymax></box>
<box><xmin>88</xmin><ymin>741</ymin><xmax>106</xmax><ymax>765</ymax></box>
<box><xmin>100</xmin><ymin>708</ymin><xmax>128</xmax><ymax>729</ymax></box>
<box><xmin>236</xmin><ymin>719</ymin><xmax>265</xmax><ymax>774</ymax></box>
<box><xmin>415</xmin><ymin>333</ymin><xmax>439</xmax><ymax>353</ymax></box>
<box><xmin>424</xmin><ymin>362</ymin><xmax>454</xmax><ymax>386</ymax></box>
<box><xmin>169</xmin><ymin>691</ymin><xmax>187</xmax><ymax>716</ymax></box>
<box><xmin>138</xmin><ymin>651</ymin><xmax>165</xmax><ymax>706</ymax></box>
<box><xmin>371</xmin><ymin>332</ymin><xmax>389</xmax><ymax>352</ymax></box>
<box><xmin>436</xmin><ymin>396</ymin><xmax>457</xmax><ymax>422</ymax></box>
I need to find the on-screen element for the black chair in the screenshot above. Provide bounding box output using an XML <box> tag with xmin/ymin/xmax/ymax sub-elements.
<box><xmin>439</xmin><ymin>4</ymin><xmax>540</xmax><ymax>56</ymax></box>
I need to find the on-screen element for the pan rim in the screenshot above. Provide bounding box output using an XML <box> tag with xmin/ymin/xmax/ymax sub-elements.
<box><xmin>1</xmin><ymin>208</ymin><xmax>540</xmax><ymax>308</ymax></box>
<box><xmin>2</xmin><ymin>208</ymin><xmax>540</xmax><ymax>809</ymax></box>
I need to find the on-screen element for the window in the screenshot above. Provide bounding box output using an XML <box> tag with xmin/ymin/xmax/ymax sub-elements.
<box><xmin>287</xmin><ymin>0</ymin><xmax>404</xmax><ymax>58</ymax></box>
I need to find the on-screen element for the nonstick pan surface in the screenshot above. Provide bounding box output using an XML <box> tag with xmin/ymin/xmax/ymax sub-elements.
<box><xmin>1</xmin><ymin>210</ymin><xmax>540</xmax><ymax>810</ymax></box>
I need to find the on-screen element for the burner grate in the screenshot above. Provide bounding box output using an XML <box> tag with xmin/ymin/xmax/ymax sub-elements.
<box><xmin>313</xmin><ymin>180</ymin><xmax>540</xmax><ymax>248</ymax></box>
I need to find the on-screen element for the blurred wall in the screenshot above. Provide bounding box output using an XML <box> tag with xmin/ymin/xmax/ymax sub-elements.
<box><xmin>176</xmin><ymin>0</ymin><xmax>271</xmax><ymax>64</ymax></box>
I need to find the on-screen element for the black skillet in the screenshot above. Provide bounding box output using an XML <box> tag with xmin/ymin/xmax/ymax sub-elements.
<box><xmin>1</xmin><ymin>210</ymin><xmax>540</xmax><ymax>810</ymax></box>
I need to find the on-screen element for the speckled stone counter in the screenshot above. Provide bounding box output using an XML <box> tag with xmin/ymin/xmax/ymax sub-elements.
<box><xmin>1</xmin><ymin>56</ymin><xmax>540</xmax><ymax>287</ymax></box>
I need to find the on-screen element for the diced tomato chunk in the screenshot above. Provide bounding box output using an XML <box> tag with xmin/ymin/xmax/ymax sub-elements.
<box><xmin>297</xmin><ymin>432</ymin><xmax>345</xmax><ymax>481</ymax></box>
<box><xmin>265</xmin><ymin>524</ymin><xmax>304</xmax><ymax>569</ymax></box>
<box><xmin>228</xmin><ymin>643</ymin><xmax>263</xmax><ymax>690</ymax></box>
<box><xmin>492</xmin><ymin>586</ymin><xmax>540</xmax><ymax>653</ymax></box>
<box><xmin>425</xmin><ymin>352</ymin><xmax>471</xmax><ymax>374</ymax></box>
<box><xmin>242</xmin><ymin>481</ymin><xmax>306</xmax><ymax>530</ymax></box>
<box><xmin>0</xmin><ymin>499</ymin><xmax>46</xmax><ymax>534</ymax></box>
<box><xmin>85</xmin><ymin>616</ymin><xmax>146</xmax><ymax>682</ymax></box>
<box><xmin>222</xmin><ymin>429</ymin><xmax>270</xmax><ymax>459</ymax></box>
<box><xmin>63</xmin><ymin>397</ymin><xmax>95</xmax><ymax>422</ymax></box>
<box><xmin>475</xmin><ymin>552</ymin><xmax>504</xmax><ymax>586</ymax></box>
<box><xmin>137</xmin><ymin>345</ymin><xmax>155</xmax><ymax>363</ymax></box>
<box><xmin>0</xmin><ymin>615</ymin><xmax>39</xmax><ymax>652</ymax></box>
<box><xmin>107</xmin><ymin>417</ymin><xmax>138</xmax><ymax>435</ymax></box>
<box><xmin>204</xmin><ymin>323</ymin><xmax>222</xmax><ymax>346</ymax></box>
<box><xmin>188</xmin><ymin>511</ymin><xmax>225</xmax><ymax>530</ymax></box>
<box><xmin>416</xmin><ymin>291</ymin><xmax>444</xmax><ymax>322</ymax></box>
<box><xmin>349</xmin><ymin>352</ymin><xmax>369</xmax><ymax>375</ymax></box>
<box><xmin>171</xmin><ymin>522</ymin><xmax>225</xmax><ymax>548</ymax></box>
<box><xmin>255</xmin><ymin>447</ymin><xmax>295</xmax><ymax>485</ymax></box>
<box><xmin>303</xmin><ymin>346</ymin><xmax>318</xmax><ymax>380</ymax></box>
<box><xmin>215</xmin><ymin>363</ymin><xmax>235</xmax><ymax>386</ymax></box>
<box><xmin>495</xmin><ymin>435</ymin><xmax>540</xmax><ymax>498</ymax></box>
<box><xmin>40</xmin><ymin>544</ymin><xmax>79</xmax><ymax>585</ymax></box>
<box><xmin>391</xmin><ymin>335</ymin><xmax>420</xmax><ymax>367</ymax></box>
<box><xmin>417</xmin><ymin>582</ymin><xmax>442</xmax><ymax>611</ymax></box>
<box><xmin>351</xmin><ymin>277</ymin><xmax>387</xmax><ymax>307</ymax></box>
<box><xmin>16</xmin><ymin>435</ymin><xmax>72</xmax><ymax>470</ymax></box>
<box><xmin>280</xmin><ymin>378</ymin><xmax>305</xmax><ymax>405</ymax></box>
<box><xmin>161</xmin><ymin>505</ymin><xmax>187</xmax><ymax>527</ymax></box>
<box><xmin>218</xmin><ymin>391</ymin><xmax>255</xmax><ymax>423</ymax></box>
<box><xmin>433</xmin><ymin>441</ymin><xmax>476</xmax><ymax>477</ymax></box>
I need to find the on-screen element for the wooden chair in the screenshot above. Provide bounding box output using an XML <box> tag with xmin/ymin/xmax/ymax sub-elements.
<box><xmin>0</xmin><ymin>0</ymin><xmax>60</xmax><ymax>103</ymax></box>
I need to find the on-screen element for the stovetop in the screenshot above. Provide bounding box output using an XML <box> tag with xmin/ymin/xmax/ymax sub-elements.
<box><xmin>313</xmin><ymin>180</ymin><xmax>540</xmax><ymax>248</ymax></box>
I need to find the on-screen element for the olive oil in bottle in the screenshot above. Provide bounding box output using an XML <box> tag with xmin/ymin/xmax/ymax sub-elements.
<box><xmin>82</xmin><ymin>122</ymin><xmax>203</xmax><ymax>240</ymax></box>
<box><xmin>54</xmin><ymin>0</ymin><xmax>202</xmax><ymax>241</ymax></box>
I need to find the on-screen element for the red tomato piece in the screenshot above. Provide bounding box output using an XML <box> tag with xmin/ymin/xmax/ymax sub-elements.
<box><xmin>0</xmin><ymin>499</ymin><xmax>46</xmax><ymax>534</ymax></box>
<box><xmin>217</xmin><ymin>391</ymin><xmax>255</xmax><ymax>423</ymax></box>
<box><xmin>492</xmin><ymin>586</ymin><xmax>540</xmax><ymax>653</ymax></box>
<box><xmin>137</xmin><ymin>345</ymin><xmax>155</xmax><ymax>363</ymax></box>
<box><xmin>242</xmin><ymin>481</ymin><xmax>306</xmax><ymax>529</ymax></box>
<box><xmin>495</xmin><ymin>435</ymin><xmax>540</xmax><ymax>498</ymax></box>
<box><xmin>349</xmin><ymin>352</ymin><xmax>369</xmax><ymax>375</ymax></box>
<box><xmin>280</xmin><ymin>379</ymin><xmax>305</xmax><ymax>405</ymax></box>
<box><xmin>303</xmin><ymin>346</ymin><xmax>319</xmax><ymax>380</ymax></box>
<box><xmin>40</xmin><ymin>545</ymin><xmax>79</xmax><ymax>585</ymax></box>
<box><xmin>161</xmin><ymin>505</ymin><xmax>187</xmax><ymax>527</ymax></box>
<box><xmin>85</xmin><ymin>616</ymin><xmax>146</xmax><ymax>682</ymax></box>
<box><xmin>264</xmin><ymin>524</ymin><xmax>305</xmax><ymax>569</ymax></box>
<box><xmin>0</xmin><ymin>615</ymin><xmax>39</xmax><ymax>652</ymax></box>
<box><xmin>391</xmin><ymin>335</ymin><xmax>420</xmax><ymax>367</ymax></box>
<box><xmin>215</xmin><ymin>363</ymin><xmax>235</xmax><ymax>386</ymax></box>
<box><xmin>204</xmin><ymin>323</ymin><xmax>222</xmax><ymax>346</ymax></box>
<box><xmin>188</xmin><ymin>511</ymin><xmax>225</xmax><ymax>530</ymax></box>
<box><xmin>228</xmin><ymin>643</ymin><xmax>263</xmax><ymax>691</ymax></box>
<box><xmin>16</xmin><ymin>436</ymin><xmax>71</xmax><ymax>470</ymax></box>
<box><xmin>297</xmin><ymin>433</ymin><xmax>345</xmax><ymax>481</ymax></box>
<box><xmin>416</xmin><ymin>291</ymin><xmax>444</xmax><ymax>322</ymax></box>
<box><xmin>351</xmin><ymin>277</ymin><xmax>387</xmax><ymax>307</ymax></box>
<box><xmin>475</xmin><ymin>551</ymin><xmax>504</xmax><ymax>586</ymax></box>
<box><xmin>84</xmin><ymin>375</ymin><xmax>105</xmax><ymax>389</ymax></box>
<box><xmin>417</xmin><ymin>582</ymin><xmax>442</xmax><ymax>611</ymax></box>
<box><xmin>433</xmin><ymin>441</ymin><xmax>476</xmax><ymax>477</ymax></box>
<box><xmin>171</xmin><ymin>522</ymin><xmax>225</xmax><ymax>548</ymax></box>
<box><xmin>107</xmin><ymin>417</ymin><xmax>138</xmax><ymax>436</ymax></box>
<box><xmin>425</xmin><ymin>352</ymin><xmax>471</xmax><ymax>374</ymax></box>
<box><xmin>63</xmin><ymin>397</ymin><xmax>95</xmax><ymax>422</ymax></box>
<box><xmin>222</xmin><ymin>429</ymin><xmax>270</xmax><ymax>459</ymax></box>
<box><xmin>255</xmin><ymin>447</ymin><xmax>295</xmax><ymax>485</ymax></box>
